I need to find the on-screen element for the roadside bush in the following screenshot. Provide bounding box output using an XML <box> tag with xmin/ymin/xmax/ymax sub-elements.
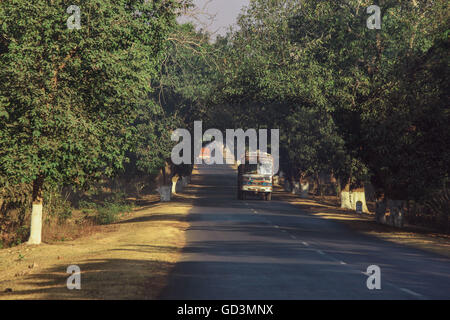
<box><xmin>16</xmin><ymin>225</ymin><xmax>29</xmax><ymax>244</ymax></box>
<box><xmin>105</xmin><ymin>191</ymin><xmax>128</xmax><ymax>205</ymax></box>
<box><xmin>0</xmin><ymin>199</ymin><xmax>31</xmax><ymax>247</ymax></box>
<box><xmin>424</xmin><ymin>188</ymin><xmax>450</xmax><ymax>233</ymax></box>
<box><xmin>43</xmin><ymin>188</ymin><xmax>72</xmax><ymax>224</ymax></box>
<box><xmin>95</xmin><ymin>202</ymin><xmax>133</xmax><ymax>225</ymax></box>
<box><xmin>78</xmin><ymin>200</ymin><xmax>97</xmax><ymax>210</ymax></box>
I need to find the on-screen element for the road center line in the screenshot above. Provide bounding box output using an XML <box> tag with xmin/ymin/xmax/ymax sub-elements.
<box><xmin>399</xmin><ymin>288</ymin><xmax>425</xmax><ymax>299</ymax></box>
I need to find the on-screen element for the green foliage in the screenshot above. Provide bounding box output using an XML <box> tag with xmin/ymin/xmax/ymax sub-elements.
<box><xmin>129</xmin><ymin>103</ymin><xmax>179</xmax><ymax>175</ymax></box>
<box><xmin>79</xmin><ymin>191</ymin><xmax>132</xmax><ymax>225</ymax></box>
<box><xmin>0</xmin><ymin>0</ymin><xmax>448</xmax><ymax>236</ymax></box>
<box><xmin>424</xmin><ymin>187</ymin><xmax>450</xmax><ymax>232</ymax></box>
<box><xmin>0</xmin><ymin>0</ymin><xmax>184</xmax><ymax>190</ymax></box>
<box><xmin>206</xmin><ymin>0</ymin><xmax>354</xmax><ymax>184</ymax></box>
<box><xmin>95</xmin><ymin>202</ymin><xmax>132</xmax><ymax>225</ymax></box>
<box><xmin>202</xmin><ymin>0</ymin><xmax>449</xmax><ymax>201</ymax></box>
<box><xmin>79</xmin><ymin>200</ymin><xmax>97</xmax><ymax>210</ymax></box>
<box><xmin>289</xmin><ymin>0</ymin><xmax>449</xmax><ymax>198</ymax></box>
<box><xmin>14</xmin><ymin>225</ymin><xmax>29</xmax><ymax>245</ymax></box>
<box><xmin>157</xmin><ymin>24</ymin><xmax>222</xmax><ymax>124</ymax></box>
<box><xmin>43</xmin><ymin>188</ymin><xmax>72</xmax><ymax>223</ymax></box>
<box><xmin>0</xmin><ymin>0</ymin><xmax>192</xmax><ymax>243</ymax></box>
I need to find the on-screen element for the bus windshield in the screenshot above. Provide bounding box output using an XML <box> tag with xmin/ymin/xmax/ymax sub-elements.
<box><xmin>258</xmin><ymin>162</ymin><xmax>272</xmax><ymax>175</ymax></box>
<box><xmin>242</xmin><ymin>163</ymin><xmax>272</xmax><ymax>175</ymax></box>
<box><xmin>243</xmin><ymin>164</ymin><xmax>258</xmax><ymax>174</ymax></box>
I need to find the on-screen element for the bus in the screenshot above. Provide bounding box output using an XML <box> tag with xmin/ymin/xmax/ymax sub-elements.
<box><xmin>237</xmin><ymin>151</ymin><xmax>273</xmax><ymax>201</ymax></box>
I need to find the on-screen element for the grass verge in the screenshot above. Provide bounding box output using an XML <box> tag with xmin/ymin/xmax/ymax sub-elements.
<box><xmin>0</xmin><ymin>198</ymin><xmax>190</xmax><ymax>299</ymax></box>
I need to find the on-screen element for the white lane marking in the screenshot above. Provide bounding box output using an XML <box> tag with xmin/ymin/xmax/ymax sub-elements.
<box><xmin>281</xmin><ymin>230</ymin><xmax>287</xmax><ymax>233</ymax></box>
<box><xmin>274</xmin><ymin>225</ymin><xmax>279</xmax><ymax>229</ymax></box>
<box><xmin>399</xmin><ymin>288</ymin><xmax>424</xmax><ymax>298</ymax></box>
<box><xmin>302</xmin><ymin>241</ymin><xmax>309</xmax><ymax>246</ymax></box>
<box><xmin>340</xmin><ymin>261</ymin><xmax>347</xmax><ymax>265</ymax></box>
<box><xmin>316</xmin><ymin>250</ymin><xmax>325</xmax><ymax>255</ymax></box>
<box><xmin>290</xmin><ymin>235</ymin><xmax>297</xmax><ymax>240</ymax></box>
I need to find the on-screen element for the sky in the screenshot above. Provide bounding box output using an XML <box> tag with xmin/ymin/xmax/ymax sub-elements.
<box><xmin>178</xmin><ymin>0</ymin><xmax>250</xmax><ymax>38</ymax></box>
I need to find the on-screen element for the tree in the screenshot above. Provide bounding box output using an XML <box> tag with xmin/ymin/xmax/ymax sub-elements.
<box><xmin>288</xmin><ymin>0</ymin><xmax>449</xmax><ymax>222</ymax></box>
<box><xmin>211</xmin><ymin>0</ymin><xmax>348</xmax><ymax>199</ymax></box>
<box><xmin>194</xmin><ymin>0</ymin><xmax>448</xmax><ymax>222</ymax></box>
<box><xmin>0</xmin><ymin>0</ymin><xmax>184</xmax><ymax>244</ymax></box>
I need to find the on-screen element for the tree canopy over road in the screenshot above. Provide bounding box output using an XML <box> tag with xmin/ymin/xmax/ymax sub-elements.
<box><xmin>186</xmin><ymin>0</ymin><xmax>449</xmax><ymax>228</ymax></box>
<box><xmin>0</xmin><ymin>0</ymin><xmax>449</xmax><ymax>245</ymax></box>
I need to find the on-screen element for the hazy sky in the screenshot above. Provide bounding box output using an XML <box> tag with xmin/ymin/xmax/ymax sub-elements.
<box><xmin>179</xmin><ymin>0</ymin><xmax>250</xmax><ymax>37</ymax></box>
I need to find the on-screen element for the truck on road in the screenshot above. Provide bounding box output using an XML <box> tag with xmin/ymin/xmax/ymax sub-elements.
<box><xmin>237</xmin><ymin>151</ymin><xmax>273</xmax><ymax>201</ymax></box>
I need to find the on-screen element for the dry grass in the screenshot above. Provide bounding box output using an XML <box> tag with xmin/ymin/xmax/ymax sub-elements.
<box><xmin>40</xmin><ymin>194</ymin><xmax>162</xmax><ymax>244</ymax></box>
<box><xmin>42</xmin><ymin>214</ymin><xmax>100</xmax><ymax>244</ymax></box>
<box><xmin>0</xmin><ymin>197</ymin><xmax>191</xmax><ymax>299</ymax></box>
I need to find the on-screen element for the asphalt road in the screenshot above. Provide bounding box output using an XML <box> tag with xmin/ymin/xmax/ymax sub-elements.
<box><xmin>159</xmin><ymin>165</ymin><xmax>450</xmax><ymax>300</ymax></box>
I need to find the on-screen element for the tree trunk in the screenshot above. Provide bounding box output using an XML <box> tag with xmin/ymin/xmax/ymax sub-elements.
<box><xmin>375</xmin><ymin>195</ymin><xmax>405</xmax><ymax>228</ymax></box>
<box><xmin>340</xmin><ymin>183</ymin><xmax>352</xmax><ymax>210</ymax></box>
<box><xmin>298</xmin><ymin>173</ymin><xmax>309</xmax><ymax>198</ymax></box>
<box><xmin>284</xmin><ymin>179</ymin><xmax>292</xmax><ymax>192</ymax></box>
<box><xmin>171</xmin><ymin>175</ymin><xmax>179</xmax><ymax>194</ymax></box>
<box><xmin>28</xmin><ymin>176</ymin><xmax>44</xmax><ymax>245</ymax></box>
<box><xmin>157</xmin><ymin>162</ymin><xmax>173</xmax><ymax>201</ymax></box>
<box><xmin>158</xmin><ymin>186</ymin><xmax>171</xmax><ymax>202</ymax></box>
<box><xmin>288</xmin><ymin>176</ymin><xmax>296</xmax><ymax>194</ymax></box>
<box><xmin>341</xmin><ymin>184</ymin><xmax>369</xmax><ymax>213</ymax></box>
<box><xmin>335</xmin><ymin>177</ymin><xmax>341</xmax><ymax>197</ymax></box>
<box><xmin>375</xmin><ymin>196</ymin><xmax>387</xmax><ymax>224</ymax></box>
<box><xmin>352</xmin><ymin>187</ymin><xmax>369</xmax><ymax>213</ymax></box>
<box><xmin>292</xmin><ymin>181</ymin><xmax>300</xmax><ymax>195</ymax></box>
<box><xmin>387</xmin><ymin>199</ymin><xmax>405</xmax><ymax>228</ymax></box>
<box><xmin>299</xmin><ymin>180</ymin><xmax>309</xmax><ymax>198</ymax></box>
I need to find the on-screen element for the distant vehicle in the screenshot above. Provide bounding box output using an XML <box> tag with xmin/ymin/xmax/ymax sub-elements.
<box><xmin>237</xmin><ymin>151</ymin><xmax>273</xmax><ymax>201</ymax></box>
<box><xmin>199</xmin><ymin>147</ymin><xmax>211</xmax><ymax>161</ymax></box>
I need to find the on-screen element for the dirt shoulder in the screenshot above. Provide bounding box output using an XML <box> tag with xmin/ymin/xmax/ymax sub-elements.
<box><xmin>274</xmin><ymin>187</ymin><xmax>450</xmax><ymax>259</ymax></box>
<box><xmin>0</xmin><ymin>197</ymin><xmax>191</xmax><ymax>300</ymax></box>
